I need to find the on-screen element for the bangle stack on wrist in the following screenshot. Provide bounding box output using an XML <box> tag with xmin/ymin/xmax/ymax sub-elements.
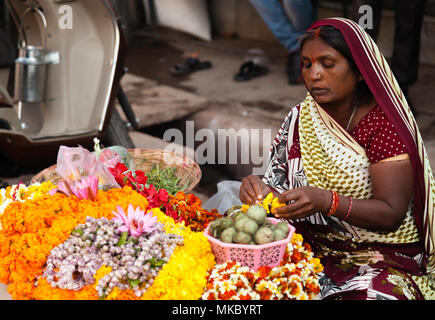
<box><xmin>325</xmin><ymin>191</ymin><xmax>353</xmax><ymax>221</ymax></box>
<box><xmin>342</xmin><ymin>197</ymin><xmax>353</xmax><ymax>221</ymax></box>
<box><xmin>326</xmin><ymin>190</ymin><xmax>339</xmax><ymax>216</ymax></box>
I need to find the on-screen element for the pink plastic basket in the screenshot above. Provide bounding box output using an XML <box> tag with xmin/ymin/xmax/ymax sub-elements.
<box><xmin>203</xmin><ymin>218</ymin><xmax>295</xmax><ymax>271</ymax></box>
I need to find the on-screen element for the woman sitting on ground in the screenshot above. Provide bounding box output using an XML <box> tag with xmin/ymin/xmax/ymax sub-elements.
<box><xmin>239</xmin><ymin>18</ymin><xmax>435</xmax><ymax>300</ymax></box>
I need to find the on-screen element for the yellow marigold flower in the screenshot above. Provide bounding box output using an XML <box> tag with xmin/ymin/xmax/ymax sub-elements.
<box><xmin>142</xmin><ymin>228</ymin><xmax>215</xmax><ymax>300</ymax></box>
<box><xmin>241</xmin><ymin>204</ymin><xmax>249</xmax><ymax>213</ymax></box>
<box><xmin>310</xmin><ymin>258</ymin><xmax>324</xmax><ymax>273</ymax></box>
<box><xmin>271</xmin><ymin>197</ymin><xmax>285</xmax><ymax>214</ymax></box>
<box><xmin>291</xmin><ymin>233</ymin><xmax>304</xmax><ymax>245</ymax></box>
<box><xmin>263</xmin><ymin>192</ymin><xmax>274</xmax><ymax>205</ymax></box>
<box><xmin>94</xmin><ymin>265</ymin><xmax>112</xmax><ymax>283</ymax></box>
<box><xmin>242</xmin><ymin>193</ymin><xmax>284</xmax><ymax>215</ymax></box>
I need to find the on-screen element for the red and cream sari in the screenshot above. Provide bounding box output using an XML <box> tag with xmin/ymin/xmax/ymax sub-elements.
<box><xmin>263</xmin><ymin>18</ymin><xmax>435</xmax><ymax>300</ymax></box>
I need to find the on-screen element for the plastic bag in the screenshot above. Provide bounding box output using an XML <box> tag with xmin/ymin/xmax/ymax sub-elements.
<box><xmin>203</xmin><ymin>180</ymin><xmax>243</xmax><ymax>215</ymax></box>
<box><xmin>93</xmin><ymin>138</ymin><xmax>134</xmax><ymax>170</ymax></box>
<box><xmin>56</xmin><ymin>145</ymin><xmax>120</xmax><ymax>191</ymax></box>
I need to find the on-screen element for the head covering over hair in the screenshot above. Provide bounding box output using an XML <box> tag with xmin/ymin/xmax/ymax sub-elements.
<box><xmin>307</xmin><ymin>18</ymin><xmax>435</xmax><ymax>273</ymax></box>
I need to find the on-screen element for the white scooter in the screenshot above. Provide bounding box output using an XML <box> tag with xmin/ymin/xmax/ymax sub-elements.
<box><xmin>0</xmin><ymin>0</ymin><xmax>136</xmax><ymax>168</ymax></box>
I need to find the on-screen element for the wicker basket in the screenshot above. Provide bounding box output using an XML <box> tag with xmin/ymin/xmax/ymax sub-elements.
<box><xmin>31</xmin><ymin>149</ymin><xmax>202</xmax><ymax>193</ymax></box>
<box><xmin>203</xmin><ymin>218</ymin><xmax>295</xmax><ymax>271</ymax></box>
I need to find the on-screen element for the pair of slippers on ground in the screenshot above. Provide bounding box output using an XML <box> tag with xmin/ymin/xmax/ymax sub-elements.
<box><xmin>171</xmin><ymin>56</ymin><xmax>268</xmax><ymax>81</ymax></box>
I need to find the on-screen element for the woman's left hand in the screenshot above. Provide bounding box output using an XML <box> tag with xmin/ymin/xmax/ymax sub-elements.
<box><xmin>273</xmin><ymin>186</ymin><xmax>331</xmax><ymax>220</ymax></box>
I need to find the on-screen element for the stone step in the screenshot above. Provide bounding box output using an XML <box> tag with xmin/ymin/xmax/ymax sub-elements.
<box><xmin>115</xmin><ymin>73</ymin><xmax>207</xmax><ymax>128</ymax></box>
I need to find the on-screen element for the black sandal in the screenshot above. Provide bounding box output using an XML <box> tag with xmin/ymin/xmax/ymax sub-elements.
<box><xmin>233</xmin><ymin>61</ymin><xmax>269</xmax><ymax>81</ymax></box>
<box><xmin>170</xmin><ymin>57</ymin><xmax>212</xmax><ymax>75</ymax></box>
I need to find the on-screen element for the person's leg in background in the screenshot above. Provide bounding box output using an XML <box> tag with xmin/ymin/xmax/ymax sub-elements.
<box><xmin>249</xmin><ymin>0</ymin><xmax>314</xmax><ymax>84</ymax></box>
<box><xmin>391</xmin><ymin>0</ymin><xmax>426</xmax><ymax>115</ymax></box>
<box><xmin>282</xmin><ymin>0</ymin><xmax>314</xmax><ymax>84</ymax></box>
<box><xmin>282</xmin><ymin>0</ymin><xmax>315</xmax><ymax>33</ymax></box>
<box><xmin>350</xmin><ymin>0</ymin><xmax>383</xmax><ymax>42</ymax></box>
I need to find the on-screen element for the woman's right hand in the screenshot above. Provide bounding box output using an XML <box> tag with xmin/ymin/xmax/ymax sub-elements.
<box><xmin>239</xmin><ymin>175</ymin><xmax>273</xmax><ymax>205</ymax></box>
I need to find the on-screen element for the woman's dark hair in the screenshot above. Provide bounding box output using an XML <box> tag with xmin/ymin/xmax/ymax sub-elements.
<box><xmin>299</xmin><ymin>26</ymin><xmax>373</xmax><ymax>104</ymax></box>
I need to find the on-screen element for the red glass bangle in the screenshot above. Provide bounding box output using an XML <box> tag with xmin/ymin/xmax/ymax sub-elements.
<box><xmin>326</xmin><ymin>190</ymin><xmax>339</xmax><ymax>216</ymax></box>
<box><xmin>342</xmin><ymin>197</ymin><xmax>353</xmax><ymax>221</ymax></box>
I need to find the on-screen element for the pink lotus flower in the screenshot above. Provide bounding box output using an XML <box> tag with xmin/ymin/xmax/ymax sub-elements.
<box><xmin>48</xmin><ymin>188</ymin><xmax>58</xmax><ymax>196</ymax></box>
<box><xmin>112</xmin><ymin>204</ymin><xmax>158</xmax><ymax>237</ymax></box>
<box><xmin>58</xmin><ymin>175</ymin><xmax>99</xmax><ymax>201</ymax></box>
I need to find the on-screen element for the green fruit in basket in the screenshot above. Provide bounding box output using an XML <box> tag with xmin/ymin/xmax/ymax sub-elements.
<box><xmin>220</xmin><ymin>227</ymin><xmax>237</xmax><ymax>243</ymax></box>
<box><xmin>262</xmin><ymin>218</ymin><xmax>274</xmax><ymax>228</ymax></box>
<box><xmin>231</xmin><ymin>211</ymin><xmax>246</xmax><ymax>223</ymax></box>
<box><xmin>273</xmin><ymin>228</ymin><xmax>288</xmax><ymax>241</ymax></box>
<box><xmin>234</xmin><ymin>215</ymin><xmax>250</xmax><ymax>231</ymax></box>
<box><xmin>254</xmin><ymin>227</ymin><xmax>274</xmax><ymax>245</ymax></box>
<box><xmin>220</xmin><ymin>217</ymin><xmax>234</xmax><ymax>229</ymax></box>
<box><xmin>209</xmin><ymin>219</ymin><xmax>224</xmax><ymax>238</ymax></box>
<box><xmin>241</xmin><ymin>218</ymin><xmax>259</xmax><ymax>235</ymax></box>
<box><xmin>234</xmin><ymin>231</ymin><xmax>252</xmax><ymax>244</ymax></box>
<box><xmin>246</xmin><ymin>205</ymin><xmax>267</xmax><ymax>225</ymax></box>
<box><xmin>275</xmin><ymin>221</ymin><xmax>290</xmax><ymax>234</ymax></box>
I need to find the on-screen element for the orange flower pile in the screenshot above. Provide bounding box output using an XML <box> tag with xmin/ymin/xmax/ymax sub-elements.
<box><xmin>165</xmin><ymin>191</ymin><xmax>221</xmax><ymax>232</ymax></box>
<box><xmin>0</xmin><ymin>186</ymin><xmax>148</xmax><ymax>300</ymax></box>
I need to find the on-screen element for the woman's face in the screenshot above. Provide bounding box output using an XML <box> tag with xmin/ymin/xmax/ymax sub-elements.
<box><xmin>301</xmin><ymin>37</ymin><xmax>359</xmax><ymax>108</ymax></box>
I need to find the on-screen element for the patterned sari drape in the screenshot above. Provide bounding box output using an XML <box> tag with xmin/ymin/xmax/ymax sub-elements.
<box><xmin>262</xmin><ymin>18</ymin><xmax>435</xmax><ymax>300</ymax></box>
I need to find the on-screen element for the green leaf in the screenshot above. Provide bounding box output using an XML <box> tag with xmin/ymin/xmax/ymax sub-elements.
<box><xmin>127</xmin><ymin>277</ymin><xmax>141</xmax><ymax>288</ymax></box>
<box><xmin>145</xmin><ymin>163</ymin><xmax>186</xmax><ymax>195</ymax></box>
<box><xmin>116</xmin><ymin>231</ymin><xmax>128</xmax><ymax>247</ymax></box>
<box><xmin>73</xmin><ymin>228</ymin><xmax>83</xmax><ymax>236</ymax></box>
<box><xmin>146</xmin><ymin>257</ymin><xmax>166</xmax><ymax>268</ymax></box>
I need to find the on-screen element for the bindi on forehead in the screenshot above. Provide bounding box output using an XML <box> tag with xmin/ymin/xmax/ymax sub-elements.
<box><xmin>302</xmin><ymin>54</ymin><xmax>336</xmax><ymax>63</ymax></box>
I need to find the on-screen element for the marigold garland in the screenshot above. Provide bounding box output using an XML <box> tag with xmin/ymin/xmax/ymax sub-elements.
<box><xmin>165</xmin><ymin>191</ymin><xmax>221</xmax><ymax>232</ymax></box>
<box><xmin>141</xmin><ymin>212</ymin><xmax>216</xmax><ymax>300</ymax></box>
<box><xmin>0</xmin><ymin>186</ymin><xmax>146</xmax><ymax>299</ymax></box>
<box><xmin>0</xmin><ymin>182</ymin><xmax>57</xmax><ymax>229</ymax></box>
<box><xmin>0</xmin><ymin>186</ymin><xmax>215</xmax><ymax>300</ymax></box>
